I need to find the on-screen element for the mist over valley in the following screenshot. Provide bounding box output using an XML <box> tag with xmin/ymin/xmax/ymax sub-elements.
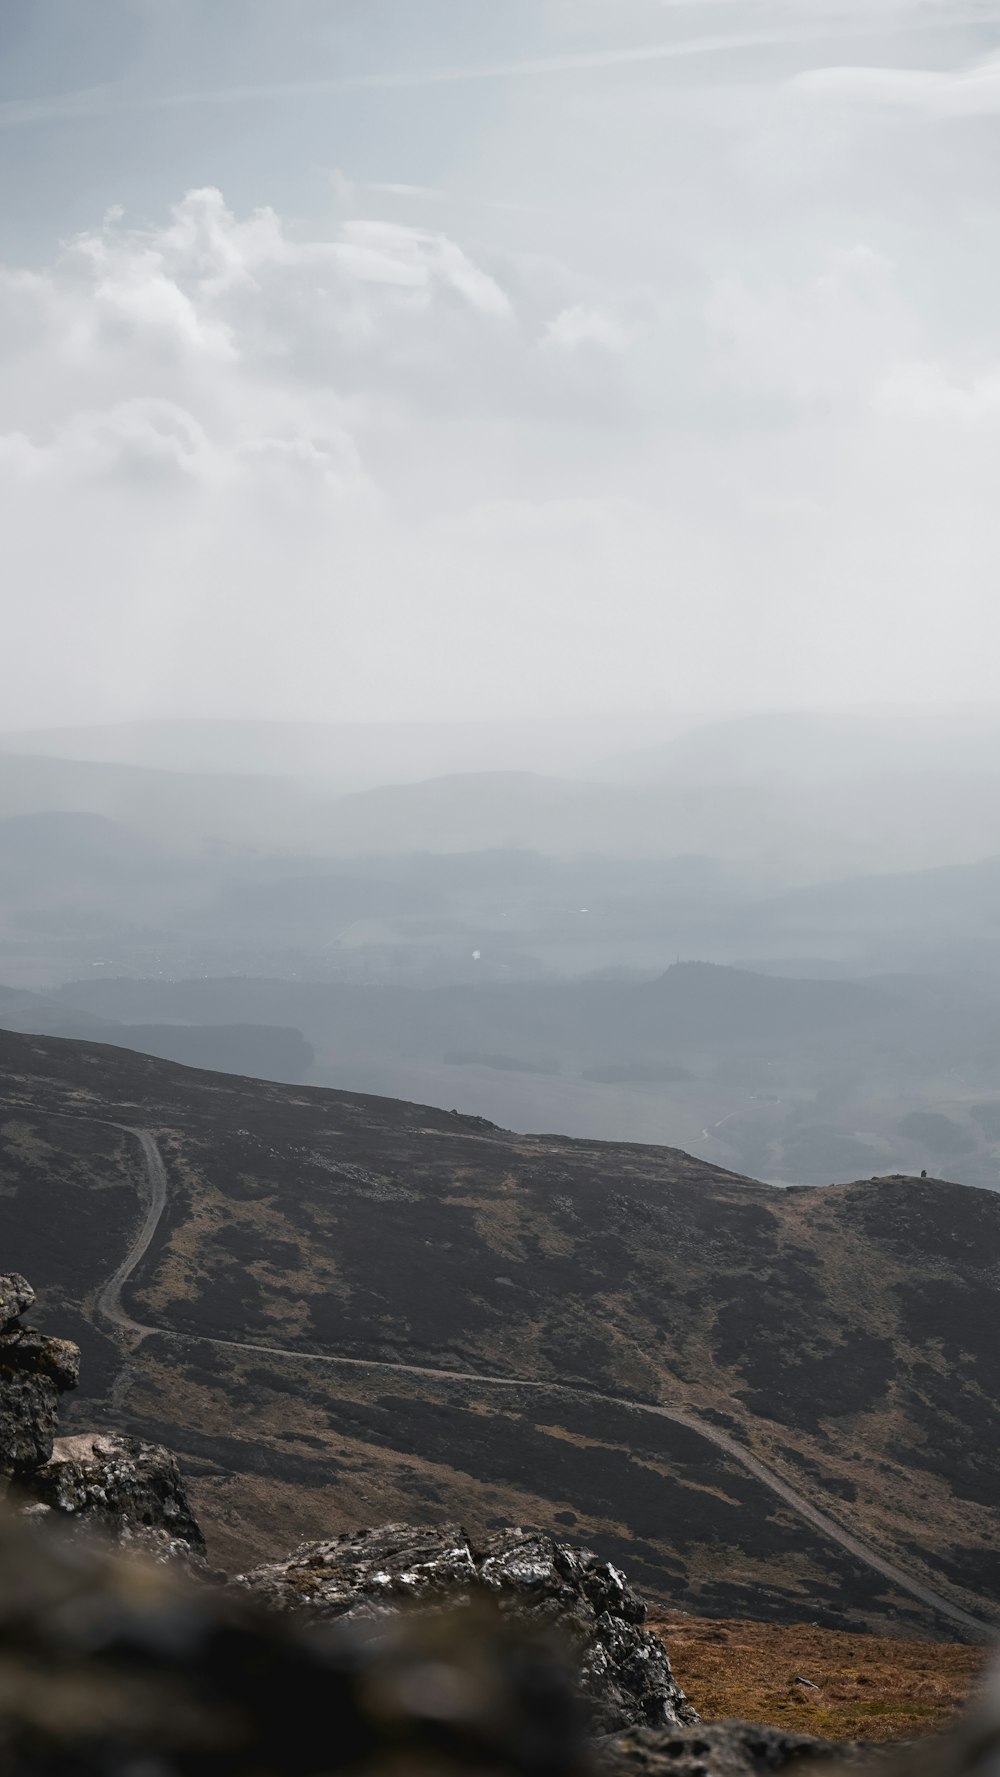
<box><xmin>3</xmin><ymin>710</ymin><xmax>1000</xmax><ymax>1191</ymax></box>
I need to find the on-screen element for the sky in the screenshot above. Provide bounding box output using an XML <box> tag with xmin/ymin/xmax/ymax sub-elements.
<box><xmin>4</xmin><ymin>0</ymin><xmax>1000</xmax><ymax>728</ymax></box>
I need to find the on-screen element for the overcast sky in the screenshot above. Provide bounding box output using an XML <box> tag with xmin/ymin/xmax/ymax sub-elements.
<box><xmin>4</xmin><ymin>0</ymin><xmax>1000</xmax><ymax>728</ymax></box>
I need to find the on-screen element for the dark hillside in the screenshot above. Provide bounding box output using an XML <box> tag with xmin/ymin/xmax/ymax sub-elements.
<box><xmin>0</xmin><ymin>1027</ymin><xmax>996</xmax><ymax>1639</ymax></box>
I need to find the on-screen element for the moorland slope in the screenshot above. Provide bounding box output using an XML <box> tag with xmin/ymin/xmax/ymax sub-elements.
<box><xmin>0</xmin><ymin>1027</ymin><xmax>997</xmax><ymax>1639</ymax></box>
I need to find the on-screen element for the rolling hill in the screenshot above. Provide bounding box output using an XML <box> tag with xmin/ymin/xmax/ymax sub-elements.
<box><xmin>0</xmin><ymin>712</ymin><xmax>690</xmax><ymax>787</ymax></box>
<box><xmin>0</xmin><ymin>1026</ymin><xmax>997</xmax><ymax>1642</ymax></box>
<box><xmin>5</xmin><ymin>745</ymin><xmax>1000</xmax><ymax>879</ymax></box>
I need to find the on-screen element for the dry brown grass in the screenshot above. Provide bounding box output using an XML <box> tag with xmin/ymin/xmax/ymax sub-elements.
<box><xmin>650</xmin><ymin>1612</ymin><xmax>991</xmax><ymax>1743</ymax></box>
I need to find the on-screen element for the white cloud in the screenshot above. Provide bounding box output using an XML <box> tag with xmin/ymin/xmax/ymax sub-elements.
<box><xmin>3</xmin><ymin>151</ymin><xmax>1000</xmax><ymax>728</ymax></box>
<box><xmin>544</xmin><ymin>305</ymin><xmax>629</xmax><ymax>351</ymax></box>
<box><xmin>327</xmin><ymin>221</ymin><xmax>510</xmax><ymax>317</ymax></box>
<box><xmin>708</xmin><ymin>247</ymin><xmax>916</xmax><ymax>406</ymax></box>
<box><xmin>874</xmin><ymin>360</ymin><xmax>1000</xmax><ymax>420</ymax></box>
<box><xmin>1</xmin><ymin>399</ymin><xmax>219</xmax><ymax>486</ymax></box>
<box><xmin>791</xmin><ymin>49</ymin><xmax>1000</xmax><ymax>115</ymax></box>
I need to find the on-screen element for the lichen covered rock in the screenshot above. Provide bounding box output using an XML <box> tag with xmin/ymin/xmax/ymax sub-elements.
<box><xmin>0</xmin><ymin>1327</ymin><xmax>81</xmax><ymax>1390</ymax></box>
<box><xmin>0</xmin><ymin>1273</ymin><xmax>35</xmax><ymax>1329</ymax></box>
<box><xmin>0</xmin><ymin>1273</ymin><xmax>205</xmax><ymax>1561</ymax></box>
<box><xmin>238</xmin><ymin>1522</ymin><xmax>698</xmax><ymax>1735</ymax></box>
<box><xmin>0</xmin><ymin>1279</ymin><xmax>78</xmax><ymax>1476</ymax></box>
<box><xmin>27</xmin><ymin>1431</ymin><xmax>206</xmax><ymax>1560</ymax></box>
<box><xmin>0</xmin><ymin>1370</ymin><xmax>61</xmax><ymax>1475</ymax></box>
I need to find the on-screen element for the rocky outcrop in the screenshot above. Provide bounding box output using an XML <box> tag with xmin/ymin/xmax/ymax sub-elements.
<box><xmin>600</xmin><ymin>1723</ymin><xmax>876</xmax><ymax>1776</ymax></box>
<box><xmin>0</xmin><ymin>1503</ymin><xmax>994</xmax><ymax>1776</ymax></box>
<box><xmin>26</xmin><ymin>1430</ymin><xmax>206</xmax><ymax>1559</ymax></box>
<box><xmin>0</xmin><ymin>1266</ymin><xmax>988</xmax><ymax>1771</ymax></box>
<box><xmin>238</xmin><ymin>1522</ymin><xmax>698</xmax><ymax>1736</ymax></box>
<box><xmin>0</xmin><ymin>1272</ymin><xmax>203</xmax><ymax>1560</ymax></box>
<box><xmin>0</xmin><ymin>1274</ymin><xmax>36</xmax><ymax>1326</ymax></box>
<box><xmin>0</xmin><ymin>1272</ymin><xmax>78</xmax><ymax>1475</ymax></box>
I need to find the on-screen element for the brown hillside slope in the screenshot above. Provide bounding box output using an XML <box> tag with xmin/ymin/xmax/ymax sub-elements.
<box><xmin>651</xmin><ymin>1613</ymin><xmax>990</xmax><ymax>1742</ymax></box>
<box><xmin>0</xmin><ymin>1027</ymin><xmax>997</xmax><ymax>1637</ymax></box>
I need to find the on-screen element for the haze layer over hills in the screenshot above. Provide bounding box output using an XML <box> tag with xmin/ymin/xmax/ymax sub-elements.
<box><xmin>6</xmin><ymin>710</ymin><xmax>1000</xmax><ymax>876</ymax></box>
<box><xmin>3</xmin><ymin>710</ymin><xmax>1000</xmax><ymax>1191</ymax></box>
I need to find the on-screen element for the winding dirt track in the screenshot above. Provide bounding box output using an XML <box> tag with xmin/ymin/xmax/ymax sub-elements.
<box><xmin>96</xmin><ymin>1128</ymin><xmax>168</xmax><ymax>1335</ymax></box>
<box><xmin>96</xmin><ymin>1123</ymin><xmax>996</xmax><ymax>1642</ymax></box>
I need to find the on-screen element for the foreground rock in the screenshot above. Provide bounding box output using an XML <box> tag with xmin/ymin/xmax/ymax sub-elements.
<box><xmin>600</xmin><ymin>1723</ymin><xmax>874</xmax><ymax>1775</ymax></box>
<box><xmin>26</xmin><ymin>1430</ymin><xmax>207</xmax><ymax>1559</ymax></box>
<box><xmin>0</xmin><ymin>1271</ymin><xmax>79</xmax><ymax>1474</ymax></box>
<box><xmin>0</xmin><ymin>1271</ymin><xmax>204</xmax><ymax>1560</ymax></box>
<box><xmin>239</xmin><ymin>1522</ymin><xmax>699</xmax><ymax>1735</ymax></box>
<box><xmin>0</xmin><ymin>1274</ymin><xmax>36</xmax><ymax>1327</ymax></box>
<box><xmin>0</xmin><ymin>1504</ymin><xmax>996</xmax><ymax>1777</ymax></box>
<box><xmin>0</xmin><ymin>1506</ymin><xmax>590</xmax><ymax>1776</ymax></box>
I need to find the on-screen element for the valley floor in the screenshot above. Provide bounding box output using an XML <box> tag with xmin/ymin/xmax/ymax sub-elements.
<box><xmin>651</xmin><ymin>1612</ymin><xmax>990</xmax><ymax>1743</ymax></box>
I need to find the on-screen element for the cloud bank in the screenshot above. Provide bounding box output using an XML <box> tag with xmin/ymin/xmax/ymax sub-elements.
<box><xmin>5</xmin><ymin>6</ymin><xmax>1000</xmax><ymax>728</ymax></box>
<box><xmin>793</xmin><ymin>48</ymin><xmax>1000</xmax><ymax>114</ymax></box>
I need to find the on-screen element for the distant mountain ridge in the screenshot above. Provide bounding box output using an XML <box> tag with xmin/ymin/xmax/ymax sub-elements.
<box><xmin>0</xmin><ymin>712</ymin><xmax>695</xmax><ymax>789</ymax></box>
<box><xmin>4</xmin><ymin>745</ymin><xmax>1000</xmax><ymax>877</ymax></box>
<box><xmin>596</xmin><ymin>708</ymin><xmax>1000</xmax><ymax>784</ymax></box>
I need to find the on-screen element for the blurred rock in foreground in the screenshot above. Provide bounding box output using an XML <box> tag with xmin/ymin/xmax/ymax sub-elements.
<box><xmin>3</xmin><ymin>1273</ymin><xmax>996</xmax><ymax>1774</ymax></box>
<box><xmin>1</xmin><ymin>1506</ymin><xmax>997</xmax><ymax>1777</ymax></box>
<box><xmin>0</xmin><ymin>1506</ymin><xmax>589</xmax><ymax>1776</ymax></box>
<box><xmin>599</xmin><ymin>1723</ymin><xmax>874</xmax><ymax>1775</ymax></box>
<box><xmin>238</xmin><ymin>1521</ymin><xmax>698</xmax><ymax>1736</ymax></box>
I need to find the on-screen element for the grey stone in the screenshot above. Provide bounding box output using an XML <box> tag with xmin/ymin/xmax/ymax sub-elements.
<box><xmin>0</xmin><ymin>1328</ymin><xmax>81</xmax><ymax>1390</ymax></box>
<box><xmin>0</xmin><ymin>1274</ymin><xmax>34</xmax><ymax>1331</ymax></box>
<box><xmin>239</xmin><ymin>1522</ymin><xmax>698</xmax><ymax>1735</ymax></box>
<box><xmin>599</xmin><ymin>1723</ymin><xmax>879</xmax><ymax>1777</ymax></box>
<box><xmin>0</xmin><ymin>1275</ymin><xmax>205</xmax><ymax>1562</ymax></box>
<box><xmin>0</xmin><ymin>1281</ymin><xmax>79</xmax><ymax>1476</ymax></box>
<box><xmin>26</xmin><ymin>1430</ymin><xmax>207</xmax><ymax>1560</ymax></box>
<box><xmin>0</xmin><ymin>1368</ymin><xmax>60</xmax><ymax>1475</ymax></box>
